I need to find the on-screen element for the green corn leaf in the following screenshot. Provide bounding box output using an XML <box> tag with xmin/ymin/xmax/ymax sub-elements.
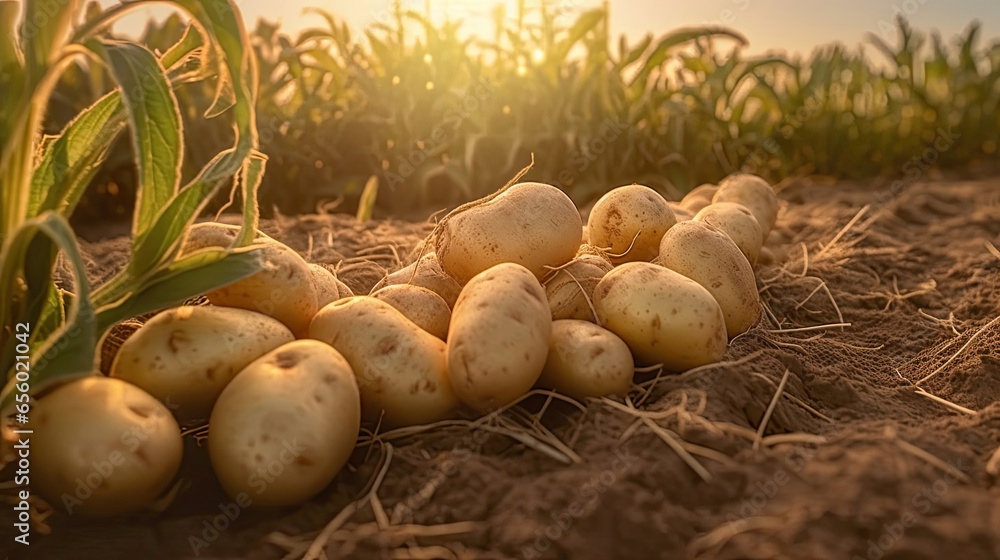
<box><xmin>19</xmin><ymin>0</ymin><xmax>79</xmax><ymax>80</ymax></box>
<box><xmin>234</xmin><ymin>151</ymin><xmax>267</xmax><ymax>247</ymax></box>
<box><xmin>357</xmin><ymin>175</ymin><xmax>379</xmax><ymax>222</ymax></box>
<box><xmin>630</xmin><ymin>27</ymin><xmax>747</xmax><ymax>90</ymax></box>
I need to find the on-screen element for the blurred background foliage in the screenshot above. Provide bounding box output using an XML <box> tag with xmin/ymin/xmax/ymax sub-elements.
<box><xmin>52</xmin><ymin>0</ymin><xmax>1000</xmax><ymax>222</ymax></box>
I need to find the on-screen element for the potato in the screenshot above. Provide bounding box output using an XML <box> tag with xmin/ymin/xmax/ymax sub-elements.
<box><xmin>310</xmin><ymin>296</ymin><xmax>458</xmax><ymax>426</ymax></box>
<box><xmin>544</xmin><ymin>254</ymin><xmax>613</xmax><ymax>322</ymax></box>
<box><xmin>448</xmin><ymin>263</ymin><xmax>552</xmax><ymax>412</ymax></box>
<box><xmin>667</xmin><ymin>202</ymin><xmax>694</xmax><ymax>221</ymax></box>
<box><xmin>758</xmin><ymin>246</ymin><xmax>777</xmax><ymax>266</ymax></box>
<box><xmin>587</xmin><ymin>184</ymin><xmax>676</xmax><ymax>264</ymax></box>
<box><xmin>658</xmin><ymin>221</ymin><xmax>760</xmax><ymax>338</ymax></box>
<box><xmin>208</xmin><ymin>340</ymin><xmax>360</xmax><ymax>506</ymax></box>
<box><xmin>593</xmin><ymin>262</ymin><xmax>727</xmax><ymax>370</ymax></box>
<box><xmin>31</xmin><ymin>377</ymin><xmax>183</xmax><ymax>516</ymax></box>
<box><xmin>111</xmin><ymin>306</ymin><xmax>294</xmax><ymax>423</ymax></box>
<box><xmin>182</xmin><ymin>223</ymin><xmax>317</xmax><ymax>337</ymax></box>
<box><xmin>537</xmin><ymin>320</ymin><xmax>634</xmax><ymax>399</ymax></box>
<box><xmin>693</xmin><ymin>202</ymin><xmax>764</xmax><ymax>266</ymax></box>
<box><xmin>309</xmin><ymin>263</ymin><xmax>353</xmax><ymax>307</ymax></box>
<box><xmin>371</xmin><ymin>252</ymin><xmax>462</xmax><ymax>309</ymax></box>
<box><xmin>679</xmin><ymin>183</ymin><xmax>718</xmax><ymax>213</ymax></box>
<box><xmin>712</xmin><ymin>173</ymin><xmax>779</xmax><ymax>237</ymax></box>
<box><xmin>371</xmin><ymin>284</ymin><xmax>451</xmax><ymax>340</ymax></box>
<box><xmin>434</xmin><ymin>182</ymin><xmax>582</xmax><ymax>283</ymax></box>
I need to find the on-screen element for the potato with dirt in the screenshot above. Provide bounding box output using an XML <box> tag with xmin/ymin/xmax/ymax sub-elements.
<box><xmin>371</xmin><ymin>251</ymin><xmax>463</xmax><ymax>308</ymax></box>
<box><xmin>658</xmin><ymin>221</ymin><xmax>761</xmax><ymax>338</ymax></box>
<box><xmin>448</xmin><ymin>263</ymin><xmax>552</xmax><ymax>412</ymax></box>
<box><xmin>309</xmin><ymin>263</ymin><xmax>353</xmax><ymax>307</ymax></box>
<box><xmin>182</xmin><ymin>222</ymin><xmax>318</xmax><ymax>337</ymax></box>
<box><xmin>371</xmin><ymin>283</ymin><xmax>452</xmax><ymax>340</ymax></box>
<box><xmin>30</xmin><ymin>377</ymin><xmax>184</xmax><ymax>516</ymax></box>
<box><xmin>587</xmin><ymin>184</ymin><xmax>677</xmax><ymax>264</ymax></box>
<box><xmin>712</xmin><ymin>173</ymin><xmax>779</xmax><ymax>237</ymax></box>
<box><xmin>434</xmin><ymin>182</ymin><xmax>582</xmax><ymax>283</ymax></box>
<box><xmin>693</xmin><ymin>202</ymin><xmax>764</xmax><ymax>266</ymax></box>
<box><xmin>310</xmin><ymin>296</ymin><xmax>459</xmax><ymax>426</ymax></box>
<box><xmin>208</xmin><ymin>340</ymin><xmax>360</xmax><ymax>506</ymax></box>
<box><xmin>111</xmin><ymin>306</ymin><xmax>294</xmax><ymax>423</ymax></box>
<box><xmin>593</xmin><ymin>262</ymin><xmax>728</xmax><ymax>370</ymax></box>
<box><xmin>544</xmin><ymin>254</ymin><xmax>613</xmax><ymax>322</ymax></box>
<box><xmin>537</xmin><ymin>320</ymin><xmax>634</xmax><ymax>399</ymax></box>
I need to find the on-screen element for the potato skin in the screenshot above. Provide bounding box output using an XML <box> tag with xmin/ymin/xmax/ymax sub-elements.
<box><xmin>208</xmin><ymin>340</ymin><xmax>360</xmax><ymax>506</ymax></box>
<box><xmin>593</xmin><ymin>262</ymin><xmax>727</xmax><ymax>370</ymax></box>
<box><xmin>435</xmin><ymin>182</ymin><xmax>583</xmax><ymax>283</ymax></box>
<box><xmin>182</xmin><ymin>223</ymin><xmax>318</xmax><ymax>337</ymax></box>
<box><xmin>309</xmin><ymin>263</ymin><xmax>353</xmax><ymax>308</ymax></box>
<box><xmin>712</xmin><ymin>173</ymin><xmax>779</xmax><ymax>237</ymax></box>
<box><xmin>371</xmin><ymin>284</ymin><xmax>451</xmax><ymax>340</ymax></box>
<box><xmin>658</xmin><ymin>221</ymin><xmax>761</xmax><ymax>338</ymax></box>
<box><xmin>310</xmin><ymin>297</ymin><xmax>459</xmax><ymax>426</ymax></box>
<box><xmin>587</xmin><ymin>184</ymin><xmax>676</xmax><ymax>264</ymax></box>
<box><xmin>371</xmin><ymin>252</ymin><xmax>462</xmax><ymax>309</ymax></box>
<box><xmin>537</xmin><ymin>320</ymin><xmax>634</xmax><ymax>399</ymax></box>
<box><xmin>31</xmin><ymin>377</ymin><xmax>183</xmax><ymax>516</ymax></box>
<box><xmin>679</xmin><ymin>184</ymin><xmax>719</xmax><ymax>213</ymax></box>
<box><xmin>544</xmin><ymin>255</ymin><xmax>612</xmax><ymax>322</ymax></box>
<box><xmin>111</xmin><ymin>306</ymin><xmax>294</xmax><ymax>423</ymax></box>
<box><xmin>694</xmin><ymin>202</ymin><xmax>764</xmax><ymax>266</ymax></box>
<box><xmin>448</xmin><ymin>263</ymin><xmax>552</xmax><ymax>412</ymax></box>
<box><xmin>667</xmin><ymin>202</ymin><xmax>695</xmax><ymax>222</ymax></box>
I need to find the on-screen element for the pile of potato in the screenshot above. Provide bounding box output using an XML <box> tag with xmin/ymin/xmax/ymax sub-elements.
<box><xmin>30</xmin><ymin>173</ymin><xmax>779</xmax><ymax>515</ymax></box>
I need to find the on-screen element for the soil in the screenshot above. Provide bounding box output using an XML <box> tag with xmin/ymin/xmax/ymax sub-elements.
<box><xmin>3</xmin><ymin>176</ymin><xmax>1000</xmax><ymax>560</ymax></box>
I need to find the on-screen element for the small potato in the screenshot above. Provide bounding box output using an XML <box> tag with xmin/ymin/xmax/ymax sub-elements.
<box><xmin>435</xmin><ymin>182</ymin><xmax>583</xmax><ymax>283</ymax></box>
<box><xmin>667</xmin><ymin>202</ymin><xmax>694</xmax><ymax>221</ymax></box>
<box><xmin>712</xmin><ymin>173</ymin><xmax>779</xmax><ymax>238</ymax></box>
<box><xmin>593</xmin><ymin>262</ymin><xmax>727</xmax><ymax>370</ymax></box>
<box><xmin>544</xmin><ymin>255</ymin><xmax>613</xmax><ymax>322</ymax></box>
<box><xmin>537</xmin><ymin>320</ymin><xmax>634</xmax><ymax>400</ymax></box>
<box><xmin>587</xmin><ymin>184</ymin><xmax>676</xmax><ymax>264</ymax></box>
<box><xmin>679</xmin><ymin>184</ymin><xmax>718</xmax><ymax>213</ymax></box>
<box><xmin>658</xmin><ymin>221</ymin><xmax>760</xmax><ymax>338</ymax></box>
<box><xmin>758</xmin><ymin>246</ymin><xmax>777</xmax><ymax>266</ymax></box>
<box><xmin>371</xmin><ymin>284</ymin><xmax>451</xmax><ymax>340</ymax></box>
<box><xmin>182</xmin><ymin>223</ymin><xmax>317</xmax><ymax>337</ymax></box>
<box><xmin>371</xmin><ymin>252</ymin><xmax>463</xmax><ymax>309</ymax></box>
<box><xmin>309</xmin><ymin>263</ymin><xmax>353</xmax><ymax>308</ymax></box>
<box><xmin>310</xmin><ymin>297</ymin><xmax>459</xmax><ymax>426</ymax></box>
<box><xmin>693</xmin><ymin>202</ymin><xmax>764</xmax><ymax>266</ymax></box>
<box><xmin>31</xmin><ymin>377</ymin><xmax>183</xmax><ymax>516</ymax></box>
<box><xmin>448</xmin><ymin>263</ymin><xmax>552</xmax><ymax>413</ymax></box>
<box><xmin>209</xmin><ymin>340</ymin><xmax>360</xmax><ymax>506</ymax></box>
<box><xmin>111</xmin><ymin>306</ymin><xmax>294</xmax><ymax>423</ymax></box>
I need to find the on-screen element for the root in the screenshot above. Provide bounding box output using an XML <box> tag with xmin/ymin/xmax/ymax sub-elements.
<box><xmin>750</xmin><ymin>373</ymin><xmax>833</xmax><ymax>423</ymax></box>
<box><xmin>689</xmin><ymin>516</ymin><xmax>787</xmax><ymax>557</ymax></box>
<box><xmin>815</xmin><ymin>204</ymin><xmax>871</xmax><ymax>260</ymax></box>
<box><xmin>913</xmin><ymin>388</ymin><xmax>977</xmax><ymax>416</ymax></box>
<box><xmin>985</xmin><ymin>239</ymin><xmax>1000</xmax><ymax>262</ymax></box>
<box><xmin>916</xmin><ymin>315</ymin><xmax>1000</xmax><ymax>385</ymax></box>
<box><xmin>987</xmin><ymin>445</ymin><xmax>1000</xmax><ymax>477</ymax></box>
<box><xmin>753</xmin><ymin>369</ymin><xmax>791</xmax><ymax>450</ymax></box>
<box><xmin>894</xmin><ymin>438</ymin><xmax>970</xmax><ymax>483</ymax></box>
<box><xmin>766</xmin><ymin>322</ymin><xmax>850</xmax><ymax>334</ymax></box>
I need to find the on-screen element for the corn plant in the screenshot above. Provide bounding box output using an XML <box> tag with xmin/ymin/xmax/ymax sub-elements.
<box><xmin>0</xmin><ymin>0</ymin><xmax>267</xmax><ymax>419</ymax></box>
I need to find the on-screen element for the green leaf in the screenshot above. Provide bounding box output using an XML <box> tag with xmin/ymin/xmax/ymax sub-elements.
<box><xmin>19</xmin><ymin>0</ymin><xmax>80</xmax><ymax>80</ymax></box>
<box><xmin>630</xmin><ymin>27</ymin><xmax>747</xmax><ymax>89</ymax></box>
<box><xmin>356</xmin><ymin>175</ymin><xmax>379</xmax><ymax>222</ymax></box>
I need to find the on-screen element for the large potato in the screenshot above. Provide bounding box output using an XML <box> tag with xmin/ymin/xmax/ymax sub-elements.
<box><xmin>679</xmin><ymin>184</ymin><xmax>719</xmax><ymax>213</ymax></box>
<box><xmin>309</xmin><ymin>263</ymin><xmax>353</xmax><ymax>307</ymax></box>
<box><xmin>667</xmin><ymin>202</ymin><xmax>694</xmax><ymax>222</ymax></box>
<box><xmin>544</xmin><ymin>254</ymin><xmax>613</xmax><ymax>322</ymax></box>
<box><xmin>111</xmin><ymin>306</ymin><xmax>294</xmax><ymax>423</ymax></box>
<box><xmin>182</xmin><ymin>223</ymin><xmax>318</xmax><ymax>337</ymax></box>
<box><xmin>593</xmin><ymin>262</ymin><xmax>727</xmax><ymax>370</ymax></box>
<box><xmin>310</xmin><ymin>296</ymin><xmax>458</xmax><ymax>426</ymax></box>
<box><xmin>209</xmin><ymin>340</ymin><xmax>360</xmax><ymax>506</ymax></box>
<box><xmin>712</xmin><ymin>173</ymin><xmax>779</xmax><ymax>237</ymax></box>
<box><xmin>31</xmin><ymin>377</ymin><xmax>183</xmax><ymax>516</ymax></box>
<box><xmin>693</xmin><ymin>202</ymin><xmax>764</xmax><ymax>266</ymax></box>
<box><xmin>537</xmin><ymin>320</ymin><xmax>634</xmax><ymax>399</ymax></box>
<box><xmin>434</xmin><ymin>182</ymin><xmax>582</xmax><ymax>283</ymax></box>
<box><xmin>658</xmin><ymin>221</ymin><xmax>761</xmax><ymax>338</ymax></box>
<box><xmin>587</xmin><ymin>184</ymin><xmax>676</xmax><ymax>264</ymax></box>
<box><xmin>448</xmin><ymin>263</ymin><xmax>552</xmax><ymax>413</ymax></box>
<box><xmin>371</xmin><ymin>252</ymin><xmax>462</xmax><ymax>309</ymax></box>
<box><xmin>371</xmin><ymin>284</ymin><xmax>451</xmax><ymax>340</ymax></box>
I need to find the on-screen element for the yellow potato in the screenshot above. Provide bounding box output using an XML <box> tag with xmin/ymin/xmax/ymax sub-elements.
<box><xmin>371</xmin><ymin>252</ymin><xmax>463</xmax><ymax>309</ymax></box>
<box><xmin>209</xmin><ymin>340</ymin><xmax>360</xmax><ymax>506</ymax></box>
<box><xmin>309</xmin><ymin>263</ymin><xmax>353</xmax><ymax>308</ymax></box>
<box><xmin>182</xmin><ymin>223</ymin><xmax>317</xmax><ymax>337</ymax></box>
<box><xmin>310</xmin><ymin>296</ymin><xmax>459</xmax><ymax>426</ymax></box>
<box><xmin>667</xmin><ymin>202</ymin><xmax>695</xmax><ymax>221</ymax></box>
<box><xmin>111</xmin><ymin>306</ymin><xmax>294</xmax><ymax>423</ymax></box>
<box><xmin>448</xmin><ymin>263</ymin><xmax>552</xmax><ymax>412</ymax></box>
<box><xmin>658</xmin><ymin>221</ymin><xmax>761</xmax><ymax>338</ymax></box>
<box><xmin>537</xmin><ymin>320</ymin><xmax>634</xmax><ymax>399</ymax></box>
<box><xmin>679</xmin><ymin>183</ymin><xmax>718</xmax><ymax>213</ymax></box>
<box><xmin>544</xmin><ymin>254</ymin><xmax>613</xmax><ymax>322</ymax></box>
<box><xmin>434</xmin><ymin>182</ymin><xmax>583</xmax><ymax>283</ymax></box>
<box><xmin>593</xmin><ymin>262</ymin><xmax>728</xmax><ymax>370</ymax></box>
<box><xmin>371</xmin><ymin>284</ymin><xmax>451</xmax><ymax>340</ymax></box>
<box><xmin>587</xmin><ymin>184</ymin><xmax>676</xmax><ymax>264</ymax></box>
<box><xmin>31</xmin><ymin>377</ymin><xmax>183</xmax><ymax>516</ymax></box>
<box><xmin>712</xmin><ymin>173</ymin><xmax>779</xmax><ymax>237</ymax></box>
<box><xmin>693</xmin><ymin>202</ymin><xmax>764</xmax><ymax>266</ymax></box>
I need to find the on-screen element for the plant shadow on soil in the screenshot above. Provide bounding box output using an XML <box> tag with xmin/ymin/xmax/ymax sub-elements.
<box><xmin>2</xmin><ymin>176</ymin><xmax>1000</xmax><ymax>560</ymax></box>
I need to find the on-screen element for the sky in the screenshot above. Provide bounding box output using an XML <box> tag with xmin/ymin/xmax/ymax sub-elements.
<box><xmin>100</xmin><ymin>0</ymin><xmax>1000</xmax><ymax>57</ymax></box>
